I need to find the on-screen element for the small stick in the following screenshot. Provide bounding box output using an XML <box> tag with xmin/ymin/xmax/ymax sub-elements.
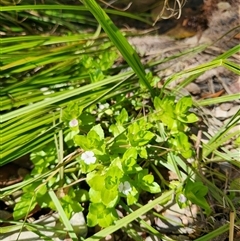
<box><xmin>229</xmin><ymin>211</ymin><xmax>235</xmax><ymax>241</ymax></box>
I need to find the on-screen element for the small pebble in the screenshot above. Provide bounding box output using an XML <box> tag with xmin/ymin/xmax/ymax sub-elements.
<box><xmin>185</xmin><ymin>83</ymin><xmax>201</xmax><ymax>94</ymax></box>
<box><xmin>70</xmin><ymin>212</ymin><xmax>87</xmax><ymax>237</ymax></box>
<box><xmin>155</xmin><ymin>214</ymin><xmax>182</xmax><ymax>231</ymax></box>
<box><xmin>213</xmin><ymin>106</ymin><xmax>229</xmax><ymax>119</ymax></box>
<box><xmin>219</xmin><ymin>103</ymin><xmax>233</xmax><ymax>111</ymax></box>
<box><xmin>217</xmin><ymin>2</ymin><xmax>231</xmax><ymax>11</ymax></box>
<box><xmin>228</xmin><ymin>105</ymin><xmax>239</xmax><ymax>117</ymax></box>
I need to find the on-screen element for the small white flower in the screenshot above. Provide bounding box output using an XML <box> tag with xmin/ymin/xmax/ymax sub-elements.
<box><xmin>81</xmin><ymin>151</ymin><xmax>96</xmax><ymax>165</ymax></box>
<box><xmin>69</xmin><ymin>119</ymin><xmax>78</xmax><ymax>128</ymax></box>
<box><xmin>99</xmin><ymin>104</ymin><xmax>105</xmax><ymax>110</ymax></box>
<box><xmin>98</xmin><ymin>103</ymin><xmax>110</xmax><ymax>111</ymax></box>
<box><xmin>118</xmin><ymin>181</ymin><xmax>132</xmax><ymax>195</ymax></box>
<box><xmin>178</xmin><ymin>194</ymin><xmax>187</xmax><ymax>203</ymax></box>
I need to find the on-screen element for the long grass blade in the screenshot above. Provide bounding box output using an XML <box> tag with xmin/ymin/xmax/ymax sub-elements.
<box><xmin>82</xmin><ymin>0</ymin><xmax>154</xmax><ymax>97</ymax></box>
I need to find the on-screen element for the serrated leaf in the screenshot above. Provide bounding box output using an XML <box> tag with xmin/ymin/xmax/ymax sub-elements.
<box><xmin>138</xmin><ymin>131</ymin><xmax>155</xmax><ymax>146</ymax></box>
<box><xmin>175</xmin><ymin>96</ymin><xmax>192</xmax><ymax>114</ymax></box>
<box><xmin>13</xmin><ymin>193</ymin><xmax>37</xmax><ymax>220</ymax></box>
<box><xmin>36</xmin><ymin>184</ymin><xmax>48</xmax><ymax>197</ymax></box>
<box><xmin>98</xmin><ymin>210</ymin><xmax>118</xmax><ymax>228</ymax></box>
<box><xmin>64</xmin><ymin>129</ymin><xmax>79</xmax><ymax>147</ymax></box>
<box><xmin>141</xmin><ymin>182</ymin><xmax>161</xmax><ymax>193</ymax></box>
<box><xmin>87</xmin><ymin>212</ymin><xmax>98</xmax><ymax>227</ymax></box>
<box><xmin>105</xmin><ymin>175</ymin><xmax>119</xmax><ymax>189</ymax></box>
<box><xmin>87</xmin><ymin>129</ymin><xmax>101</xmax><ymax>143</ymax></box>
<box><xmin>101</xmin><ymin>188</ymin><xmax>119</xmax><ymax>207</ymax></box>
<box><xmin>181</xmin><ymin>149</ymin><xmax>193</xmax><ymax>158</ymax></box>
<box><xmin>87</xmin><ymin>173</ymin><xmax>105</xmax><ymax>191</ymax></box>
<box><xmin>37</xmin><ymin>192</ymin><xmax>54</xmax><ymax>209</ymax></box>
<box><xmin>169</xmin><ymin>132</ymin><xmax>193</xmax><ymax>158</ymax></box>
<box><xmin>128</xmin><ymin>121</ymin><xmax>140</xmax><ymax>135</ymax></box>
<box><xmin>75</xmin><ymin>189</ymin><xmax>90</xmax><ymax>202</ymax></box>
<box><xmin>116</xmin><ymin>108</ymin><xmax>128</xmax><ymax>124</ymax></box>
<box><xmin>185</xmin><ymin>180</ymin><xmax>211</xmax><ymax>215</ymax></box>
<box><xmin>186</xmin><ymin>192</ymin><xmax>210</xmax><ymax>215</ymax></box>
<box><xmin>22</xmin><ymin>181</ymin><xmax>41</xmax><ymax>193</ymax></box>
<box><xmin>142</xmin><ymin>174</ymin><xmax>154</xmax><ymax>184</ymax></box>
<box><xmin>123</xmin><ymin>157</ymin><xmax>136</xmax><ymax>168</ymax></box>
<box><xmin>138</xmin><ymin>147</ymin><xmax>148</xmax><ymax>159</ymax></box>
<box><xmin>30</xmin><ymin>145</ymin><xmax>57</xmax><ymax>167</ymax></box>
<box><xmin>128</xmin><ymin>130</ymin><xmax>154</xmax><ymax>147</ymax></box>
<box><xmin>109</xmin><ymin>133</ymin><xmax>129</xmax><ymax>154</ymax></box>
<box><xmin>89</xmin><ymin>188</ymin><xmax>102</xmax><ymax>203</ymax></box>
<box><xmin>178</xmin><ymin>113</ymin><xmax>199</xmax><ymax>123</ymax></box>
<box><xmin>109</xmin><ymin>123</ymin><xmax>125</xmax><ymax>137</ymax></box>
<box><xmin>90</xmin><ymin>124</ymin><xmax>105</xmax><ymax>140</ymax></box>
<box><xmin>105</xmin><ymin>166</ymin><xmax>123</xmax><ymax>189</ymax></box>
<box><xmin>74</xmin><ymin>135</ymin><xmax>91</xmax><ymax>150</ymax></box>
<box><xmin>60</xmin><ymin>194</ymin><xmax>83</xmax><ymax>219</ymax></box>
<box><xmin>137</xmin><ymin>170</ymin><xmax>161</xmax><ymax>193</ymax></box>
<box><xmin>153</xmin><ymin>96</ymin><xmax>162</xmax><ymax>111</ymax></box>
<box><xmin>80</xmin><ymin>112</ymin><xmax>95</xmax><ymax>126</ymax></box>
<box><xmin>89</xmin><ymin>203</ymin><xmax>106</xmax><ymax>216</ymax></box>
<box><xmin>123</xmin><ymin>147</ymin><xmax>137</xmax><ymax>161</ymax></box>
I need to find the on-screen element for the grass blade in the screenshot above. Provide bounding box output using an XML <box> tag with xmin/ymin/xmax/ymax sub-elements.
<box><xmin>82</xmin><ymin>0</ymin><xmax>154</xmax><ymax>97</ymax></box>
<box><xmin>48</xmin><ymin>189</ymin><xmax>79</xmax><ymax>241</ymax></box>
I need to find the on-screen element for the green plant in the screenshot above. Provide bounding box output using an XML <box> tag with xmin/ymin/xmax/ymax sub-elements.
<box><xmin>13</xmin><ymin>92</ymin><xmax>202</xmax><ymax>228</ymax></box>
<box><xmin>2</xmin><ymin>1</ymin><xmax>239</xmax><ymax>240</ymax></box>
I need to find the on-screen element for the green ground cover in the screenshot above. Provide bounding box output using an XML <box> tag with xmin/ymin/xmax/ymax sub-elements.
<box><xmin>1</xmin><ymin>1</ymin><xmax>239</xmax><ymax>240</ymax></box>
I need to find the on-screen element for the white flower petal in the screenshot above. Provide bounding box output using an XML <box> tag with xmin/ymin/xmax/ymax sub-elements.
<box><xmin>178</xmin><ymin>194</ymin><xmax>187</xmax><ymax>203</ymax></box>
<box><xmin>119</xmin><ymin>181</ymin><xmax>132</xmax><ymax>195</ymax></box>
<box><xmin>118</xmin><ymin>183</ymin><xmax>124</xmax><ymax>192</ymax></box>
<box><xmin>69</xmin><ymin>119</ymin><xmax>78</xmax><ymax>127</ymax></box>
<box><xmin>99</xmin><ymin>104</ymin><xmax>105</xmax><ymax>110</ymax></box>
<box><xmin>81</xmin><ymin>151</ymin><xmax>96</xmax><ymax>165</ymax></box>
